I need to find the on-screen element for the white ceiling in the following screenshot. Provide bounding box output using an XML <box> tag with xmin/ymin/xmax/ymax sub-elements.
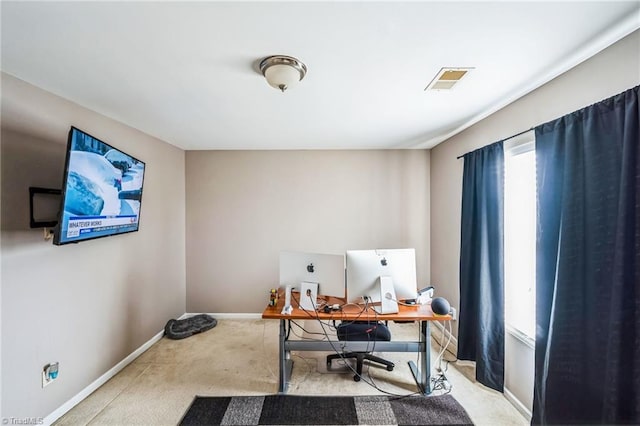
<box><xmin>2</xmin><ymin>1</ymin><xmax>639</xmax><ymax>150</ymax></box>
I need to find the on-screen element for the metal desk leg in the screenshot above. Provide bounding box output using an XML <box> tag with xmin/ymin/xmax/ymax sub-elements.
<box><xmin>278</xmin><ymin>319</ymin><xmax>294</xmax><ymax>394</ymax></box>
<box><xmin>408</xmin><ymin>320</ymin><xmax>431</xmax><ymax>395</ymax></box>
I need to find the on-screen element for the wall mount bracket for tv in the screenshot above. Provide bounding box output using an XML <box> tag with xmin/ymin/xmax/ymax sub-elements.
<box><xmin>29</xmin><ymin>187</ymin><xmax>61</xmax><ymax>228</ymax></box>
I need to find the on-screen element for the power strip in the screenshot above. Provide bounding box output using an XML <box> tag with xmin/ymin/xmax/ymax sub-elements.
<box><xmin>431</xmin><ymin>371</ymin><xmax>452</xmax><ymax>393</ymax></box>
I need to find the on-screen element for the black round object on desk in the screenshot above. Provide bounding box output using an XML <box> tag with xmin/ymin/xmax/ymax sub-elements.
<box><xmin>431</xmin><ymin>297</ymin><xmax>451</xmax><ymax>315</ymax></box>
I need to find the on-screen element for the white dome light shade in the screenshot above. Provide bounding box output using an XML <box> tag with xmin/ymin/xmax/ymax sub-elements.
<box><xmin>260</xmin><ymin>55</ymin><xmax>307</xmax><ymax>92</ymax></box>
<box><xmin>264</xmin><ymin>64</ymin><xmax>301</xmax><ymax>91</ymax></box>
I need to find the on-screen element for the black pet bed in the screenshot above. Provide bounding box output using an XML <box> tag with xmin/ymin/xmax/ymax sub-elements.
<box><xmin>165</xmin><ymin>314</ymin><xmax>218</xmax><ymax>340</ymax></box>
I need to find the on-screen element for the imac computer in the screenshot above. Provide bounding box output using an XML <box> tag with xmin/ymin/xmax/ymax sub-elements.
<box><xmin>346</xmin><ymin>249</ymin><xmax>418</xmax><ymax>308</ymax></box>
<box><xmin>279</xmin><ymin>251</ymin><xmax>345</xmax><ymax>311</ymax></box>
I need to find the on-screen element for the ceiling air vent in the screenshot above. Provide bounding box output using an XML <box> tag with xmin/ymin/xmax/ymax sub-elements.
<box><xmin>425</xmin><ymin>67</ymin><xmax>473</xmax><ymax>91</ymax></box>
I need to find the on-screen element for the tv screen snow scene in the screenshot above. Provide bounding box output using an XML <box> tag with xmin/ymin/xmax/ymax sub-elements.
<box><xmin>54</xmin><ymin>127</ymin><xmax>146</xmax><ymax>245</ymax></box>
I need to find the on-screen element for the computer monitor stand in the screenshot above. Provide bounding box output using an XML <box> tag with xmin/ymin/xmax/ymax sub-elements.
<box><xmin>281</xmin><ymin>285</ymin><xmax>293</xmax><ymax>315</ymax></box>
<box><xmin>373</xmin><ymin>276</ymin><xmax>399</xmax><ymax>314</ymax></box>
<box><xmin>299</xmin><ymin>281</ymin><xmax>318</xmax><ymax>311</ymax></box>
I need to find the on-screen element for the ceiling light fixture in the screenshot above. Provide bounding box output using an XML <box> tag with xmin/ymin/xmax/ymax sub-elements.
<box><xmin>259</xmin><ymin>55</ymin><xmax>307</xmax><ymax>92</ymax></box>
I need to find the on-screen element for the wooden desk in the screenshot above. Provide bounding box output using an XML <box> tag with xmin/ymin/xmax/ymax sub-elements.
<box><xmin>262</xmin><ymin>292</ymin><xmax>450</xmax><ymax>395</ymax></box>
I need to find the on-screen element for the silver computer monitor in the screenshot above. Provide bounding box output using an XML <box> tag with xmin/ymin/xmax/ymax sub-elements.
<box><xmin>346</xmin><ymin>248</ymin><xmax>418</xmax><ymax>304</ymax></box>
<box><xmin>279</xmin><ymin>251</ymin><xmax>346</xmax><ymax>298</ymax></box>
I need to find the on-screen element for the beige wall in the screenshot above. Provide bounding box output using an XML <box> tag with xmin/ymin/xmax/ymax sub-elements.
<box><xmin>0</xmin><ymin>73</ymin><xmax>186</xmax><ymax>418</ymax></box>
<box><xmin>430</xmin><ymin>29</ymin><xmax>639</xmax><ymax>413</ymax></box>
<box><xmin>186</xmin><ymin>150</ymin><xmax>430</xmax><ymax>313</ymax></box>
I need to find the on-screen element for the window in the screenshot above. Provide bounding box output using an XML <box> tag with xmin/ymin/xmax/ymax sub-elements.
<box><xmin>504</xmin><ymin>140</ymin><xmax>536</xmax><ymax>340</ymax></box>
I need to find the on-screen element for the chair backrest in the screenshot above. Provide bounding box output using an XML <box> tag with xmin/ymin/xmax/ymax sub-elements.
<box><xmin>336</xmin><ymin>321</ymin><xmax>391</xmax><ymax>342</ymax></box>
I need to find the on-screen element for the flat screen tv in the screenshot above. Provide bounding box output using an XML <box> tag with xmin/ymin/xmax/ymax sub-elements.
<box><xmin>53</xmin><ymin>127</ymin><xmax>146</xmax><ymax>245</ymax></box>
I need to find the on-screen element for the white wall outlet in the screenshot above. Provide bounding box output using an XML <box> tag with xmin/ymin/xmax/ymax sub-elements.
<box><xmin>42</xmin><ymin>370</ymin><xmax>51</xmax><ymax>388</ymax></box>
<box><xmin>42</xmin><ymin>362</ymin><xmax>59</xmax><ymax>388</ymax></box>
<box><xmin>450</xmin><ymin>307</ymin><xmax>457</xmax><ymax>321</ymax></box>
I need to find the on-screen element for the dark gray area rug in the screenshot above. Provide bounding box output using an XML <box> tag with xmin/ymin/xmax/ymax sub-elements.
<box><xmin>179</xmin><ymin>394</ymin><xmax>473</xmax><ymax>425</ymax></box>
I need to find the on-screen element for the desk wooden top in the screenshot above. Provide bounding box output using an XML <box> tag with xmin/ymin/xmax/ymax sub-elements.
<box><xmin>261</xmin><ymin>291</ymin><xmax>450</xmax><ymax>321</ymax></box>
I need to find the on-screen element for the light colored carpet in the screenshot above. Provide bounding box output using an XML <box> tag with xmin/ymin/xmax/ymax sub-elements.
<box><xmin>54</xmin><ymin>319</ymin><xmax>527</xmax><ymax>425</ymax></box>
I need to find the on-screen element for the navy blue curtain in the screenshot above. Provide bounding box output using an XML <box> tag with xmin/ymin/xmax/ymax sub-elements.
<box><xmin>458</xmin><ymin>141</ymin><xmax>505</xmax><ymax>392</ymax></box>
<box><xmin>533</xmin><ymin>86</ymin><xmax>639</xmax><ymax>425</ymax></box>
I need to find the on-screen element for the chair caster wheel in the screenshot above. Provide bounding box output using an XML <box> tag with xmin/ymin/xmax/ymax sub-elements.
<box><xmin>387</xmin><ymin>365</ymin><xmax>394</xmax><ymax>371</ymax></box>
<box><xmin>353</xmin><ymin>375</ymin><xmax>361</xmax><ymax>382</ymax></box>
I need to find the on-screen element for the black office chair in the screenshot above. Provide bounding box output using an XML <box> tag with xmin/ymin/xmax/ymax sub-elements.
<box><xmin>326</xmin><ymin>321</ymin><xmax>394</xmax><ymax>382</ymax></box>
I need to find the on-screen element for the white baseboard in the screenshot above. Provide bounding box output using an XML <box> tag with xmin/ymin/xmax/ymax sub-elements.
<box><xmin>185</xmin><ymin>312</ymin><xmax>262</xmax><ymax>320</ymax></box>
<box><xmin>431</xmin><ymin>321</ymin><xmax>531</xmax><ymax>421</ymax></box>
<box><xmin>504</xmin><ymin>387</ymin><xmax>532</xmax><ymax>421</ymax></box>
<box><xmin>42</xmin><ymin>311</ymin><xmax>302</xmax><ymax>424</ymax></box>
<box><xmin>429</xmin><ymin>322</ymin><xmax>532</xmax><ymax>422</ymax></box>
<box><xmin>42</xmin><ymin>324</ymin><xmax>172</xmax><ymax>426</ymax></box>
